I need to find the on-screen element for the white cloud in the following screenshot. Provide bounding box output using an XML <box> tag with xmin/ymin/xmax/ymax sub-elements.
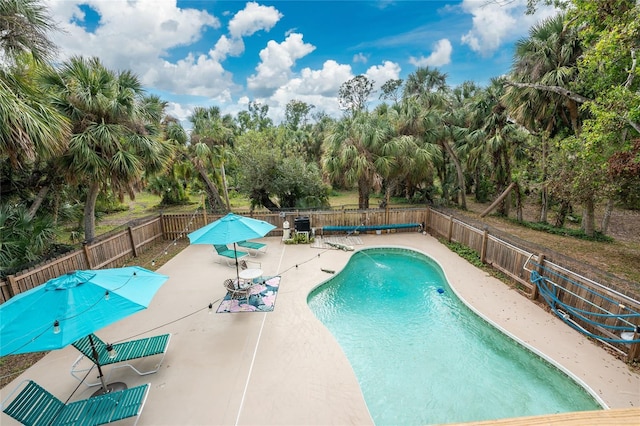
<box><xmin>247</xmin><ymin>33</ymin><xmax>316</xmax><ymax>97</ymax></box>
<box><xmin>264</xmin><ymin>60</ymin><xmax>354</xmax><ymax>119</ymax></box>
<box><xmin>45</xmin><ymin>0</ymin><xmax>231</xmax><ymax>98</ymax></box>
<box><xmin>364</xmin><ymin>61</ymin><xmax>402</xmax><ymax>91</ymax></box>
<box><xmin>165</xmin><ymin>102</ymin><xmax>193</xmax><ymax>124</ymax></box>
<box><xmin>228</xmin><ymin>2</ymin><xmax>282</xmax><ymax>38</ymax></box>
<box><xmin>353</xmin><ymin>53</ymin><xmax>368</xmax><ymax>64</ymax></box>
<box><xmin>460</xmin><ymin>0</ymin><xmax>557</xmax><ymax>56</ymax></box>
<box><xmin>409</xmin><ymin>38</ymin><xmax>452</xmax><ymax>67</ymax></box>
<box><xmin>210</xmin><ymin>35</ymin><xmax>245</xmax><ymax>61</ymax></box>
<box><xmin>263</xmin><ymin>59</ymin><xmax>401</xmax><ymax>121</ymax></box>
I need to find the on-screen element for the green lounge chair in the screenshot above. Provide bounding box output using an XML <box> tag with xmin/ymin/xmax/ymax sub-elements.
<box><xmin>237</xmin><ymin>240</ymin><xmax>267</xmax><ymax>256</ymax></box>
<box><xmin>71</xmin><ymin>333</ymin><xmax>171</xmax><ymax>388</ymax></box>
<box><xmin>2</xmin><ymin>380</ymin><xmax>150</xmax><ymax>426</ymax></box>
<box><xmin>213</xmin><ymin>244</ymin><xmax>248</xmax><ymax>266</ymax></box>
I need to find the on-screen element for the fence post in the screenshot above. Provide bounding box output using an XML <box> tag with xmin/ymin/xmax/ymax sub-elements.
<box><xmin>159</xmin><ymin>213</ymin><xmax>166</xmax><ymax>240</ymax></box>
<box><xmin>128</xmin><ymin>226</ymin><xmax>138</xmax><ymax>258</ymax></box>
<box><xmin>202</xmin><ymin>205</ymin><xmax>207</xmax><ymax>226</ymax></box>
<box><xmin>628</xmin><ymin>327</ymin><xmax>640</xmax><ymax>362</ymax></box>
<box><xmin>82</xmin><ymin>242</ymin><xmax>93</xmax><ymax>269</ymax></box>
<box><xmin>447</xmin><ymin>215</ymin><xmax>454</xmax><ymax>242</ymax></box>
<box><xmin>7</xmin><ymin>274</ymin><xmax>18</xmax><ymax>298</ymax></box>
<box><xmin>480</xmin><ymin>226</ymin><xmax>489</xmax><ymax>263</ymax></box>
<box><xmin>425</xmin><ymin>207</ymin><xmax>430</xmax><ymax>233</ymax></box>
<box><xmin>531</xmin><ymin>253</ymin><xmax>545</xmax><ymax>300</ymax></box>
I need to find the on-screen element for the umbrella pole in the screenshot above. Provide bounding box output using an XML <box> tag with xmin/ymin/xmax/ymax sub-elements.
<box><xmin>88</xmin><ymin>334</ymin><xmax>110</xmax><ymax>393</ymax></box>
<box><xmin>88</xmin><ymin>335</ymin><xmax>127</xmax><ymax>396</ymax></box>
<box><xmin>234</xmin><ymin>242</ymin><xmax>240</xmax><ymax>283</ymax></box>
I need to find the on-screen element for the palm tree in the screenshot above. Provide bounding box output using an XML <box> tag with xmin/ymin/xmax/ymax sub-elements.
<box><xmin>0</xmin><ymin>0</ymin><xmax>69</xmax><ymax>170</ymax></box>
<box><xmin>381</xmin><ymin>100</ymin><xmax>439</xmax><ymax>205</ymax></box>
<box><xmin>0</xmin><ymin>55</ymin><xmax>69</xmax><ymax>170</ymax></box>
<box><xmin>188</xmin><ymin>106</ymin><xmax>232</xmax><ymax>211</ymax></box>
<box><xmin>402</xmin><ymin>67</ymin><xmax>470</xmax><ymax>207</ymax></box>
<box><xmin>41</xmin><ymin>56</ymin><xmax>171</xmax><ymax>242</ymax></box>
<box><xmin>0</xmin><ymin>0</ymin><xmax>58</xmax><ymax>65</ymax></box>
<box><xmin>472</xmin><ymin>78</ymin><xmax>529</xmax><ymax>217</ymax></box>
<box><xmin>504</xmin><ymin>13</ymin><xmax>581</xmax><ymax>222</ymax></box>
<box><xmin>323</xmin><ymin>111</ymin><xmax>395</xmax><ymax>209</ymax></box>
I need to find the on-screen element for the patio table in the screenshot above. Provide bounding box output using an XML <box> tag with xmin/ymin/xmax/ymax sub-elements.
<box><xmin>239</xmin><ymin>268</ymin><xmax>263</xmax><ymax>284</ymax></box>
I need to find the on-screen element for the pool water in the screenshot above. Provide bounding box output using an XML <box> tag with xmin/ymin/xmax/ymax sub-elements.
<box><xmin>307</xmin><ymin>248</ymin><xmax>601</xmax><ymax>426</ymax></box>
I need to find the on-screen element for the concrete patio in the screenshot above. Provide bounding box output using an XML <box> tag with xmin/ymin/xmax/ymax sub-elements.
<box><xmin>1</xmin><ymin>233</ymin><xmax>639</xmax><ymax>425</ymax></box>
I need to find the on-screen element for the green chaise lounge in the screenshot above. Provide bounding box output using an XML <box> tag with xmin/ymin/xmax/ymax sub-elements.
<box><xmin>214</xmin><ymin>244</ymin><xmax>249</xmax><ymax>266</ymax></box>
<box><xmin>2</xmin><ymin>380</ymin><xmax>150</xmax><ymax>426</ymax></box>
<box><xmin>71</xmin><ymin>333</ymin><xmax>171</xmax><ymax>388</ymax></box>
<box><xmin>236</xmin><ymin>240</ymin><xmax>267</xmax><ymax>256</ymax></box>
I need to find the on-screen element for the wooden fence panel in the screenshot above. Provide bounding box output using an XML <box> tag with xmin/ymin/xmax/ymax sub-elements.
<box><xmin>0</xmin><ymin>279</ymin><xmax>10</xmax><ymax>303</ymax></box>
<box><xmin>450</xmin><ymin>219</ymin><xmax>483</xmax><ymax>253</ymax></box>
<box><xmin>86</xmin><ymin>231</ymin><xmax>133</xmax><ymax>269</ymax></box>
<box><xmin>3</xmin><ymin>250</ymin><xmax>89</xmax><ymax>301</ymax></box>
<box><xmin>161</xmin><ymin>212</ymin><xmax>207</xmax><ymax>240</ymax></box>
<box><xmin>427</xmin><ymin>210</ymin><xmax>452</xmax><ymax>239</ymax></box>
<box><xmin>130</xmin><ymin>218</ymin><xmax>164</xmax><ymax>252</ymax></box>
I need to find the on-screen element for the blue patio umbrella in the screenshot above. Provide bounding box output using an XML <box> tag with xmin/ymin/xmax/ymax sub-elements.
<box><xmin>0</xmin><ymin>266</ymin><xmax>168</xmax><ymax>393</ymax></box>
<box><xmin>188</xmin><ymin>212</ymin><xmax>276</xmax><ymax>278</ymax></box>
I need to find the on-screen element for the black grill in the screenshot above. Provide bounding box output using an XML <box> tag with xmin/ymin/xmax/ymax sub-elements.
<box><xmin>294</xmin><ymin>216</ymin><xmax>311</xmax><ymax>233</ymax></box>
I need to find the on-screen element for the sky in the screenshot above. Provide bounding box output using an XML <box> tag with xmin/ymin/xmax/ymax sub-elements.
<box><xmin>44</xmin><ymin>0</ymin><xmax>558</xmax><ymax>126</ymax></box>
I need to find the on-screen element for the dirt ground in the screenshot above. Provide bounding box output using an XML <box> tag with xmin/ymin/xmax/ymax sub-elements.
<box><xmin>457</xmin><ymin>199</ymin><xmax>640</xmax><ymax>291</ymax></box>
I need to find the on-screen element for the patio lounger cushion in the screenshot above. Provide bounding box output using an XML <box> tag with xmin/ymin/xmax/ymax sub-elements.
<box><xmin>71</xmin><ymin>333</ymin><xmax>170</xmax><ymax>387</ymax></box>
<box><xmin>236</xmin><ymin>240</ymin><xmax>267</xmax><ymax>256</ymax></box>
<box><xmin>2</xmin><ymin>380</ymin><xmax>150</xmax><ymax>426</ymax></box>
<box><xmin>213</xmin><ymin>244</ymin><xmax>249</xmax><ymax>266</ymax></box>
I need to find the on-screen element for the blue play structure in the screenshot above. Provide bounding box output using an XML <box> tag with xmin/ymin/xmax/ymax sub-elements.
<box><xmin>525</xmin><ymin>258</ymin><xmax>640</xmax><ymax>345</ymax></box>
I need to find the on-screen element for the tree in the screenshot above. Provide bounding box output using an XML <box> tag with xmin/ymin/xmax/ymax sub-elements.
<box><xmin>505</xmin><ymin>1</ymin><xmax>639</xmax><ymax>236</ymax></box>
<box><xmin>0</xmin><ymin>55</ymin><xmax>69</xmax><ymax>171</ymax></box>
<box><xmin>472</xmin><ymin>78</ymin><xmax>529</xmax><ymax>217</ymax></box>
<box><xmin>272</xmin><ymin>157</ymin><xmax>329</xmax><ymax>209</ymax></box>
<box><xmin>323</xmin><ymin>111</ymin><xmax>395</xmax><ymax>209</ymax></box>
<box><xmin>504</xmin><ymin>12</ymin><xmax>582</xmax><ymax>222</ymax></box>
<box><xmin>0</xmin><ymin>203</ymin><xmax>57</xmax><ymax>275</ymax></box>
<box><xmin>403</xmin><ymin>66</ymin><xmax>448</xmax><ymax>99</ymax></box>
<box><xmin>338</xmin><ymin>75</ymin><xmax>374</xmax><ymax>115</ymax></box>
<box><xmin>0</xmin><ymin>0</ymin><xmax>58</xmax><ymax>65</ymax></box>
<box><xmin>284</xmin><ymin>99</ymin><xmax>314</xmax><ymax>131</ymax></box>
<box><xmin>401</xmin><ymin>67</ymin><xmax>470</xmax><ymax>208</ymax></box>
<box><xmin>189</xmin><ymin>106</ymin><xmax>233</xmax><ymax>211</ymax></box>
<box><xmin>147</xmin><ymin>115</ymin><xmax>192</xmax><ymax>206</ymax></box>
<box><xmin>380</xmin><ymin>79</ymin><xmax>403</xmax><ymax>104</ymax></box>
<box><xmin>235</xmin><ymin>129</ymin><xmax>328</xmax><ymax>210</ymax></box>
<box><xmin>41</xmin><ymin>56</ymin><xmax>171</xmax><ymax>242</ymax></box>
<box><xmin>377</xmin><ymin>101</ymin><xmax>439</xmax><ymax>205</ymax></box>
<box><xmin>0</xmin><ymin>0</ymin><xmax>69</xmax><ymax>170</ymax></box>
<box><xmin>237</xmin><ymin>101</ymin><xmax>273</xmax><ymax>132</ymax></box>
<box><xmin>0</xmin><ymin>0</ymin><xmax>70</xmax><ymax>246</ymax></box>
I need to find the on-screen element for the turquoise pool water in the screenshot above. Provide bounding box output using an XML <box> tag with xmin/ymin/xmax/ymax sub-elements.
<box><xmin>307</xmin><ymin>248</ymin><xmax>601</xmax><ymax>426</ymax></box>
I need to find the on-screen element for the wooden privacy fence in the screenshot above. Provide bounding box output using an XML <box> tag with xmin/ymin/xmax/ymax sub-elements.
<box><xmin>1</xmin><ymin>206</ymin><xmax>638</xmax><ymax>360</ymax></box>
<box><xmin>0</xmin><ymin>207</ymin><xmax>428</xmax><ymax>302</ymax></box>
<box><xmin>0</xmin><ymin>218</ymin><xmax>164</xmax><ymax>302</ymax></box>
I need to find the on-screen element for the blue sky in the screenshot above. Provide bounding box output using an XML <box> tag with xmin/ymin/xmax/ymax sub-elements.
<box><xmin>45</xmin><ymin>0</ymin><xmax>557</xmax><ymax>125</ymax></box>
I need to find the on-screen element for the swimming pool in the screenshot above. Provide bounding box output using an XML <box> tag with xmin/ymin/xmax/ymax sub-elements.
<box><xmin>307</xmin><ymin>248</ymin><xmax>602</xmax><ymax>425</ymax></box>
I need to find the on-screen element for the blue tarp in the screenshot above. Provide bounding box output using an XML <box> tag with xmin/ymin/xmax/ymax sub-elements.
<box><xmin>322</xmin><ymin>223</ymin><xmax>421</xmax><ymax>232</ymax></box>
